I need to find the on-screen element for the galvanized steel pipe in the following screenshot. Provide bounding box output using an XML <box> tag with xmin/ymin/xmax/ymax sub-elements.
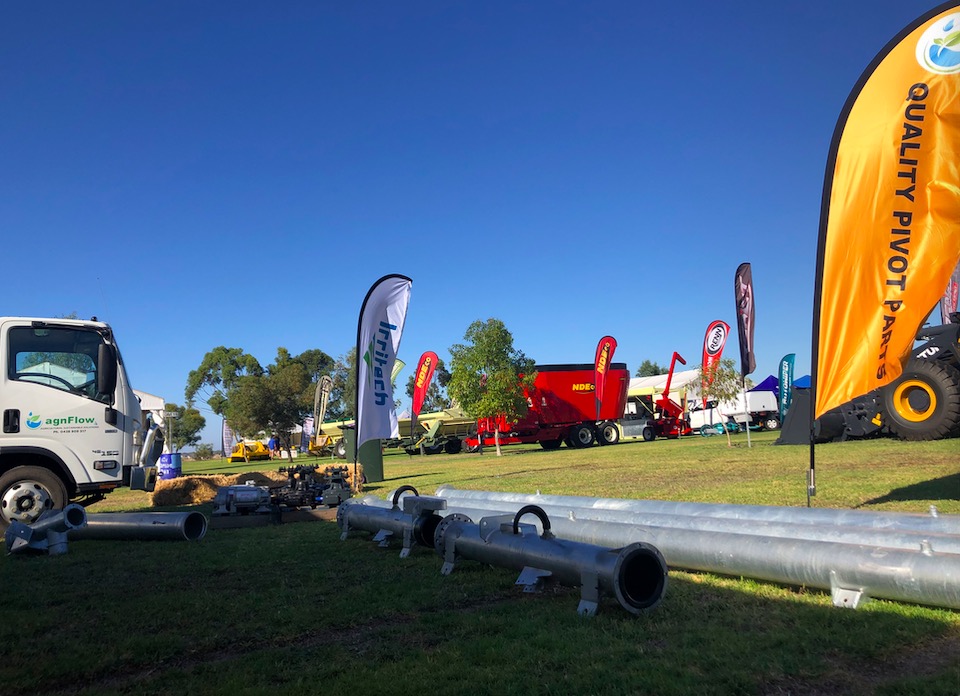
<box><xmin>434</xmin><ymin>485</ymin><xmax>960</xmax><ymax>535</ymax></box>
<box><xmin>437</xmin><ymin>499</ymin><xmax>960</xmax><ymax>556</ymax></box>
<box><xmin>70</xmin><ymin>511</ymin><xmax>207</xmax><ymax>542</ymax></box>
<box><xmin>434</xmin><ymin>507</ymin><xmax>668</xmax><ymax>616</ymax></box>
<box><xmin>437</xmin><ymin>502</ymin><xmax>960</xmax><ymax>610</ymax></box>
<box><xmin>338</xmin><ymin>487</ymin><xmax>447</xmax><ymax>557</ymax></box>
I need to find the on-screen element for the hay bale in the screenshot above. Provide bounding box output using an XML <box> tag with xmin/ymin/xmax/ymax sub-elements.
<box><xmin>149</xmin><ymin>466</ymin><xmax>364</xmax><ymax>507</ymax></box>
<box><xmin>150</xmin><ymin>471</ymin><xmax>288</xmax><ymax>507</ymax></box>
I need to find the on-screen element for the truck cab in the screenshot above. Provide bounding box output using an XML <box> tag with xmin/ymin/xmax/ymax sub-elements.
<box><xmin>0</xmin><ymin>317</ymin><xmax>158</xmax><ymax>527</ymax></box>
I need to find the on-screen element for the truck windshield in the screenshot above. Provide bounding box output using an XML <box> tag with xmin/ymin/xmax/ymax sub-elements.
<box><xmin>8</xmin><ymin>326</ymin><xmax>110</xmax><ymax>402</ymax></box>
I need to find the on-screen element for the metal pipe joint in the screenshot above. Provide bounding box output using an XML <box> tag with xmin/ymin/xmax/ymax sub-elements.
<box><xmin>337</xmin><ymin>485</ymin><xmax>448</xmax><ymax>558</ymax></box>
<box><xmin>5</xmin><ymin>504</ymin><xmax>87</xmax><ymax>555</ymax></box>
<box><xmin>434</xmin><ymin>505</ymin><xmax>668</xmax><ymax>616</ymax></box>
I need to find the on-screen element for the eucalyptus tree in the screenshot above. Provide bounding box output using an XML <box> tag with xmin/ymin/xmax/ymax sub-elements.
<box><xmin>448</xmin><ymin>319</ymin><xmax>535</xmax><ymax>456</ymax></box>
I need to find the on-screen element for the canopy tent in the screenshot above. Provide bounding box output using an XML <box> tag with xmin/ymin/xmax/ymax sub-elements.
<box><xmin>748</xmin><ymin>375</ymin><xmax>779</xmax><ymax>395</ymax></box>
<box><xmin>628</xmin><ymin>369</ymin><xmax>700</xmax><ymax>398</ymax></box>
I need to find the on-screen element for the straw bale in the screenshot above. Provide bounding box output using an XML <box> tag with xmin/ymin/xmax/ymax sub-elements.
<box><xmin>149</xmin><ymin>465</ymin><xmax>365</xmax><ymax>507</ymax></box>
<box><xmin>150</xmin><ymin>470</ymin><xmax>287</xmax><ymax>507</ymax></box>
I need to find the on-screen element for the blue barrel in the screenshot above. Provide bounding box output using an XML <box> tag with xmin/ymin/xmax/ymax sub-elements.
<box><xmin>158</xmin><ymin>453</ymin><xmax>182</xmax><ymax>480</ymax></box>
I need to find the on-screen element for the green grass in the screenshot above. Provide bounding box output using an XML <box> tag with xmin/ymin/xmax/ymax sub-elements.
<box><xmin>2</xmin><ymin>432</ymin><xmax>958</xmax><ymax>695</ymax></box>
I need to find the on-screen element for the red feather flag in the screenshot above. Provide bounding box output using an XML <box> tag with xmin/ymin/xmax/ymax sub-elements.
<box><xmin>701</xmin><ymin>320</ymin><xmax>731</xmax><ymax>408</ymax></box>
<box><xmin>594</xmin><ymin>336</ymin><xmax>617</xmax><ymax>421</ymax></box>
<box><xmin>412</xmin><ymin>351</ymin><xmax>439</xmax><ymax>417</ymax></box>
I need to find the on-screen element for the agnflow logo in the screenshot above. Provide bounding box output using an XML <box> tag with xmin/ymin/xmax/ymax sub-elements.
<box><xmin>25</xmin><ymin>412</ymin><xmax>42</xmax><ymax>429</ymax></box>
<box><xmin>916</xmin><ymin>13</ymin><xmax>960</xmax><ymax>74</ymax></box>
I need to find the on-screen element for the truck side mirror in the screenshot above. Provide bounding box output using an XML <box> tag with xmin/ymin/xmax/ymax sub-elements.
<box><xmin>97</xmin><ymin>344</ymin><xmax>118</xmax><ymax>402</ymax></box>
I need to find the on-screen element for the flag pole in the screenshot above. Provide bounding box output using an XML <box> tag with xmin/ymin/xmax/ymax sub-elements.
<box><xmin>741</xmin><ymin>377</ymin><xmax>752</xmax><ymax>448</ymax></box>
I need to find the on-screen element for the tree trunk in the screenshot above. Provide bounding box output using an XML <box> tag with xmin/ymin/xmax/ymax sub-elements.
<box><xmin>720</xmin><ymin>411</ymin><xmax>733</xmax><ymax>447</ymax></box>
<box><xmin>494</xmin><ymin>427</ymin><xmax>503</xmax><ymax>456</ymax></box>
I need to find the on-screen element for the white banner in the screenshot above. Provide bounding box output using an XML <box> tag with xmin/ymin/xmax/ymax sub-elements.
<box><xmin>356</xmin><ymin>274</ymin><xmax>412</xmax><ymax>450</ymax></box>
<box><xmin>222</xmin><ymin>420</ymin><xmax>235</xmax><ymax>456</ymax></box>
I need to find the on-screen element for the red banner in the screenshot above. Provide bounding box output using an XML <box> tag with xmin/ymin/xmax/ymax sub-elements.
<box><xmin>594</xmin><ymin>336</ymin><xmax>617</xmax><ymax>420</ymax></box>
<box><xmin>412</xmin><ymin>351</ymin><xmax>439</xmax><ymax>417</ymax></box>
<box><xmin>701</xmin><ymin>320</ymin><xmax>730</xmax><ymax>406</ymax></box>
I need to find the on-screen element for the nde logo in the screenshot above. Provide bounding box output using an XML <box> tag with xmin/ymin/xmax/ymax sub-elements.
<box><xmin>25</xmin><ymin>412</ymin><xmax>42</xmax><ymax>429</ymax></box>
<box><xmin>916</xmin><ymin>14</ymin><xmax>960</xmax><ymax>74</ymax></box>
<box><xmin>572</xmin><ymin>383</ymin><xmax>595</xmax><ymax>392</ymax></box>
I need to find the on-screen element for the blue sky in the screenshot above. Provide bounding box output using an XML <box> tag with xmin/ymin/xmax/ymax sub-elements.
<box><xmin>1</xmin><ymin>1</ymin><xmax>943</xmax><ymax>446</ymax></box>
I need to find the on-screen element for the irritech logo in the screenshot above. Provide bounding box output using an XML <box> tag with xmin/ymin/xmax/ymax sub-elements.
<box><xmin>916</xmin><ymin>14</ymin><xmax>960</xmax><ymax>74</ymax></box>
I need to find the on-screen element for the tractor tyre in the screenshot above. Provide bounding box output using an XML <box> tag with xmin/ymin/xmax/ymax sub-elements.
<box><xmin>569</xmin><ymin>423</ymin><xmax>596</xmax><ymax>448</ymax></box>
<box><xmin>539</xmin><ymin>438</ymin><xmax>563</xmax><ymax>450</ymax></box>
<box><xmin>597</xmin><ymin>421</ymin><xmax>620</xmax><ymax>446</ymax></box>
<box><xmin>0</xmin><ymin>466</ymin><xmax>69</xmax><ymax>528</ymax></box>
<box><xmin>333</xmin><ymin>439</ymin><xmax>347</xmax><ymax>459</ymax></box>
<box><xmin>880</xmin><ymin>360</ymin><xmax>960</xmax><ymax>440</ymax></box>
<box><xmin>642</xmin><ymin>426</ymin><xmax>656</xmax><ymax>442</ymax></box>
<box><xmin>443</xmin><ymin>438</ymin><xmax>463</xmax><ymax>455</ymax></box>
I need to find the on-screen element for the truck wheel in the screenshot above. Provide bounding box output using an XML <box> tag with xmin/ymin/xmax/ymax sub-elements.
<box><xmin>880</xmin><ymin>360</ymin><xmax>960</xmax><ymax>440</ymax></box>
<box><xmin>0</xmin><ymin>466</ymin><xmax>68</xmax><ymax>528</ymax></box>
<box><xmin>763</xmin><ymin>416</ymin><xmax>780</xmax><ymax>430</ymax></box>
<box><xmin>642</xmin><ymin>426</ymin><xmax>655</xmax><ymax>442</ymax></box>
<box><xmin>597</xmin><ymin>421</ymin><xmax>620</xmax><ymax>445</ymax></box>
<box><xmin>569</xmin><ymin>424</ymin><xmax>596</xmax><ymax>448</ymax></box>
<box><xmin>443</xmin><ymin>438</ymin><xmax>463</xmax><ymax>454</ymax></box>
<box><xmin>333</xmin><ymin>439</ymin><xmax>347</xmax><ymax>459</ymax></box>
<box><xmin>539</xmin><ymin>439</ymin><xmax>563</xmax><ymax>450</ymax></box>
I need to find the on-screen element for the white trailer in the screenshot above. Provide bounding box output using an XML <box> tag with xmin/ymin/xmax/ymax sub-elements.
<box><xmin>688</xmin><ymin>390</ymin><xmax>780</xmax><ymax>431</ymax></box>
<box><xmin>0</xmin><ymin>317</ymin><xmax>159</xmax><ymax>527</ymax></box>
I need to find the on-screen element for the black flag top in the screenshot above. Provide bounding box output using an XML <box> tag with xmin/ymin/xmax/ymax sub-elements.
<box><xmin>734</xmin><ymin>262</ymin><xmax>756</xmax><ymax>377</ymax></box>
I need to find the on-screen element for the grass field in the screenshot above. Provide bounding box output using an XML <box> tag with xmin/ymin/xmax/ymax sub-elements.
<box><xmin>2</xmin><ymin>431</ymin><xmax>958</xmax><ymax>695</ymax></box>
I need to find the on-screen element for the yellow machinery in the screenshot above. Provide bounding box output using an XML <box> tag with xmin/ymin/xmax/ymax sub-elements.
<box><xmin>228</xmin><ymin>441</ymin><xmax>272</xmax><ymax>463</ymax></box>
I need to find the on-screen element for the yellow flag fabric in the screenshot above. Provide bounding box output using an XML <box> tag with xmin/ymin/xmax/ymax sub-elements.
<box><xmin>814</xmin><ymin>2</ymin><xmax>960</xmax><ymax>419</ymax></box>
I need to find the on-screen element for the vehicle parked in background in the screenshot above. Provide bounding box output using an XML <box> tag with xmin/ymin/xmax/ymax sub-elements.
<box><xmin>688</xmin><ymin>390</ymin><xmax>781</xmax><ymax>431</ymax></box>
<box><xmin>463</xmin><ymin>363</ymin><xmax>630</xmax><ymax>450</ymax></box>
<box><xmin>0</xmin><ymin>317</ymin><xmax>159</xmax><ymax>528</ymax></box>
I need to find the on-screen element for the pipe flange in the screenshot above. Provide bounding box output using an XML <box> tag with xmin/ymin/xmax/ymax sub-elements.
<box><xmin>433</xmin><ymin>513</ymin><xmax>472</xmax><ymax>558</ymax></box>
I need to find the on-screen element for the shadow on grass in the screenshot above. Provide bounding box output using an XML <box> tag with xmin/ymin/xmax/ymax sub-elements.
<box><xmin>364</xmin><ymin>472</ymin><xmax>443</xmax><ymax>493</ymax></box>
<box><xmin>859</xmin><ymin>473</ymin><xmax>960</xmax><ymax>507</ymax></box>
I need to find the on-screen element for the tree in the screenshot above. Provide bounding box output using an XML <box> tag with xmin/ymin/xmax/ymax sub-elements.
<box><xmin>185</xmin><ymin>347</ymin><xmax>263</xmax><ymax>417</ymax></box>
<box><xmin>448</xmin><ymin>319</ymin><xmax>535</xmax><ymax>456</ymax></box>
<box><xmin>325</xmin><ymin>348</ymin><xmax>357</xmax><ymax>421</ymax></box>
<box><xmin>185</xmin><ymin>346</ymin><xmax>335</xmax><ymax>456</ymax></box>
<box><xmin>636</xmin><ymin>360</ymin><xmax>666</xmax><ymax>377</ymax></box>
<box><xmin>163</xmin><ymin>402</ymin><xmax>206</xmax><ymax>453</ymax></box>
<box><xmin>405</xmin><ymin>358</ymin><xmax>453</xmax><ymax>413</ymax></box>
<box><xmin>193</xmin><ymin>443</ymin><xmax>214</xmax><ymax>460</ymax></box>
<box><xmin>696</xmin><ymin>357</ymin><xmax>746</xmax><ymax>447</ymax></box>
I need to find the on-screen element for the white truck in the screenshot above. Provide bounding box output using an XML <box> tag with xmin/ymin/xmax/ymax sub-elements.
<box><xmin>0</xmin><ymin>317</ymin><xmax>159</xmax><ymax>527</ymax></box>
<box><xmin>688</xmin><ymin>390</ymin><xmax>781</xmax><ymax>431</ymax></box>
